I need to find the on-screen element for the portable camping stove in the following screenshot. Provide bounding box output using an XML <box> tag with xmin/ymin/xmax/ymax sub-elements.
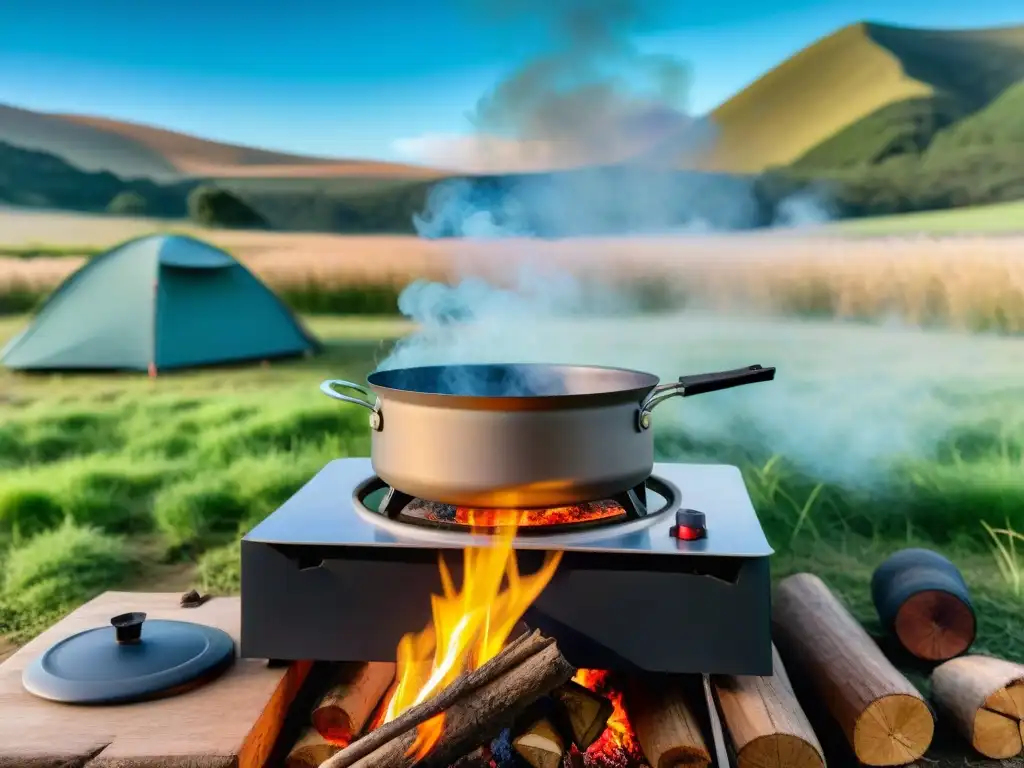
<box><xmin>240</xmin><ymin>458</ymin><xmax>774</xmax><ymax>675</ymax></box>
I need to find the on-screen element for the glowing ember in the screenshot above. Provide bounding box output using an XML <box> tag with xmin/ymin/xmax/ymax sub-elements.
<box><xmin>574</xmin><ymin>670</ymin><xmax>646</xmax><ymax>766</ymax></box>
<box><xmin>410</xmin><ymin>499</ymin><xmax>625</xmax><ymax>529</ymax></box>
<box><xmin>454</xmin><ymin>502</ymin><xmax>624</xmax><ymax>528</ymax></box>
<box><xmin>381</xmin><ymin>510</ymin><xmax>563</xmax><ymax>761</ymax></box>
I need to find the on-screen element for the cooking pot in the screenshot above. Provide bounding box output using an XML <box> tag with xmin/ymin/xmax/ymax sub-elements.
<box><xmin>320</xmin><ymin>362</ymin><xmax>775</xmax><ymax>508</ymax></box>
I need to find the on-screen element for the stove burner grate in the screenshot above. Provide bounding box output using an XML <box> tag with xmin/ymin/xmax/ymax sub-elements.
<box><xmin>353</xmin><ymin>475</ymin><xmax>681</xmax><ymax>536</ymax></box>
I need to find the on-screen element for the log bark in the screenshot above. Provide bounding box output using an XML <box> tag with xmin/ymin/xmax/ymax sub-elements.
<box><xmin>627</xmin><ymin>678</ymin><xmax>710</xmax><ymax>768</ymax></box>
<box><xmin>347</xmin><ymin>641</ymin><xmax>574</xmax><ymax>768</ymax></box>
<box><xmin>773</xmin><ymin>573</ymin><xmax>934</xmax><ymax>766</ymax></box>
<box><xmin>449</xmin><ymin>747</ymin><xmax>492</xmax><ymax>768</ymax></box>
<box><xmin>287</xmin><ymin>727</ymin><xmax>344</xmax><ymax>768</ymax></box>
<box><xmin>871</xmin><ymin>548</ymin><xmax>976</xmax><ymax>661</ymax></box>
<box><xmin>713</xmin><ymin>644</ymin><xmax>825</xmax><ymax>768</ymax></box>
<box><xmin>551</xmin><ymin>682</ymin><xmax>614</xmax><ymax>751</ymax></box>
<box><xmin>513</xmin><ymin>717</ymin><xmax>566</xmax><ymax>768</ymax></box>
<box><xmin>320</xmin><ymin>630</ymin><xmax>552</xmax><ymax>768</ymax></box>
<box><xmin>931</xmin><ymin>655</ymin><xmax>1024</xmax><ymax>758</ymax></box>
<box><xmin>312</xmin><ymin>662</ymin><xmax>396</xmax><ymax>743</ymax></box>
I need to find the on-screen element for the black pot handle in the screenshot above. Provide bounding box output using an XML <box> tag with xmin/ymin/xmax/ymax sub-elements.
<box><xmin>677</xmin><ymin>364</ymin><xmax>776</xmax><ymax>396</ymax></box>
<box><xmin>637</xmin><ymin>364</ymin><xmax>776</xmax><ymax>430</ymax></box>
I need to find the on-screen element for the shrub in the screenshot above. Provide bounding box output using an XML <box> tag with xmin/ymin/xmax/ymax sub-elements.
<box><xmin>187</xmin><ymin>185</ymin><xmax>268</xmax><ymax>229</ymax></box>
<box><xmin>106</xmin><ymin>190</ymin><xmax>147</xmax><ymax>215</ymax></box>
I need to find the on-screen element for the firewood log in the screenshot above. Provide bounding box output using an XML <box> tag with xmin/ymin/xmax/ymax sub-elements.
<box><xmin>931</xmin><ymin>655</ymin><xmax>1024</xmax><ymax>758</ymax></box>
<box><xmin>713</xmin><ymin>645</ymin><xmax>825</xmax><ymax>768</ymax></box>
<box><xmin>450</xmin><ymin>746</ymin><xmax>492</xmax><ymax>767</ymax></box>
<box><xmin>312</xmin><ymin>662</ymin><xmax>396</xmax><ymax>743</ymax></box>
<box><xmin>551</xmin><ymin>681</ymin><xmax>614</xmax><ymax>751</ymax></box>
<box><xmin>627</xmin><ymin>678</ymin><xmax>710</xmax><ymax>768</ymax></box>
<box><xmin>323</xmin><ymin>630</ymin><xmax>552</xmax><ymax>768</ymax></box>
<box><xmin>773</xmin><ymin>573</ymin><xmax>934</xmax><ymax>766</ymax></box>
<box><xmin>871</xmin><ymin>548</ymin><xmax>976</xmax><ymax>661</ymax></box>
<box><xmin>514</xmin><ymin>717</ymin><xmax>566</xmax><ymax>768</ymax></box>
<box><xmin>347</xmin><ymin>641</ymin><xmax>575</xmax><ymax>768</ymax></box>
<box><xmin>287</xmin><ymin>727</ymin><xmax>343</xmax><ymax>768</ymax></box>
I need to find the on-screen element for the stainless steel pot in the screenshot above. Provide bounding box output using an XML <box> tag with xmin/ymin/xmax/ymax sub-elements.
<box><xmin>320</xmin><ymin>362</ymin><xmax>775</xmax><ymax>508</ymax></box>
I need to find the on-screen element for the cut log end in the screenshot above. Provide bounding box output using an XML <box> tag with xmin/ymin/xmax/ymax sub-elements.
<box><xmin>312</xmin><ymin>710</ymin><xmax>356</xmax><ymax>745</ymax></box>
<box><xmin>893</xmin><ymin>590</ymin><xmax>976</xmax><ymax>661</ymax></box>
<box><xmin>738</xmin><ymin>733</ymin><xmax>825</xmax><ymax>768</ymax></box>
<box><xmin>286</xmin><ymin>727</ymin><xmax>344</xmax><ymax>768</ymax></box>
<box><xmin>653</xmin><ymin>745</ymin><xmax>711</xmax><ymax>768</ymax></box>
<box><xmin>972</xmin><ymin>708</ymin><xmax>1024</xmax><ymax>759</ymax></box>
<box><xmin>985</xmin><ymin>681</ymin><xmax>1024</xmax><ymax>719</ymax></box>
<box><xmin>853</xmin><ymin>693</ymin><xmax>934</xmax><ymax>766</ymax></box>
<box><xmin>513</xmin><ymin>717</ymin><xmax>566</xmax><ymax>768</ymax></box>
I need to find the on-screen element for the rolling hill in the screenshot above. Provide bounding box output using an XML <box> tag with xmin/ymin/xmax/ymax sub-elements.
<box><xmin>703</xmin><ymin>22</ymin><xmax>1024</xmax><ymax>174</ymax></box>
<box><xmin>0</xmin><ymin>104</ymin><xmax>445</xmax><ymax>182</ymax></box>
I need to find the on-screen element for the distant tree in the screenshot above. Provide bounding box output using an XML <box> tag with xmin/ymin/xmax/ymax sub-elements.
<box><xmin>187</xmin><ymin>185</ymin><xmax>268</xmax><ymax>228</ymax></box>
<box><xmin>106</xmin><ymin>190</ymin><xmax>148</xmax><ymax>216</ymax></box>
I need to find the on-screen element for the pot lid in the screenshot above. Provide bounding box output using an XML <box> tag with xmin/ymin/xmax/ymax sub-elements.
<box><xmin>22</xmin><ymin>611</ymin><xmax>235</xmax><ymax>705</ymax></box>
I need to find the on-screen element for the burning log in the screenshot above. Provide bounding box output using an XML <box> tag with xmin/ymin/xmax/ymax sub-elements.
<box><xmin>931</xmin><ymin>655</ymin><xmax>1024</xmax><ymax>758</ymax></box>
<box><xmin>507</xmin><ymin>682</ymin><xmax>613</xmax><ymax>766</ymax></box>
<box><xmin>312</xmin><ymin>662</ymin><xmax>396</xmax><ymax>743</ymax></box>
<box><xmin>287</xmin><ymin>727</ymin><xmax>344</xmax><ymax>768</ymax></box>
<box><xmin>713</xmin><ymin>645</ymin><xmax>825</xmax><ymax>768</ymax></box>
<box><xmin>349</xmin><ymin>641</ymin><xmax>573</xmax><ymax>768</ymax></box>
<box><xmin>627</xmin><ymin>678</ymin><xmax>710</xmax><ymax>768</ymax></box>
<box><xmin>319</xmin><ymin>632</ymin><xmax>572</xmax><ymax>768</ymax></box>
<box><xmin>551</xmin><ymin>682</ymin><xmax>614</xmax><ymax>752</ymax></box>
<box><xmin>773</xmin><ymin>573</ymin><xmax>934</xmax><ymax>766</ymax></box>
<box><xmin>513</xmin><ymin>716</ymin><xmax>566</xmax><ymax>768</ymax></box>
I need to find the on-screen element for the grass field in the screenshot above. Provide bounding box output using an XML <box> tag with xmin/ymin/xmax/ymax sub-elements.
<box><xmin>5</xmin><ymin>210</ymin><xmax>1024</xmax><ymax>332</ymax></box>
<box><xmin>831</xmin><ymin>200</ymin><xmax>1024</xmax><ymax>235</ymax></box>
<box><xmin>2</xmin><ymin>311</ymin><xmax>1023</xmax><ymax>687</ymax></box>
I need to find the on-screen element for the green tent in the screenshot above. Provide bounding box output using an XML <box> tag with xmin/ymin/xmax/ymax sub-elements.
<box><xmin>1</xmin><ymin>234</ymin><xmax>320</xmax><ymax>372</ymax></box>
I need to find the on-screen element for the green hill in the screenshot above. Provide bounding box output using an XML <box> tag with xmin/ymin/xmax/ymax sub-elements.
<box><xmin>704</xmin><ymin>22</ymin><xmax>1024</xmax><ymax>174</ymax></box>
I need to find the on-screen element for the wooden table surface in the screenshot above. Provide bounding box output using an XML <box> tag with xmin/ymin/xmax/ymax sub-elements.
<box><xmin>0</xmin><ymin>591</ymin><xmax>311</xmax><ymax>768</ymax></box>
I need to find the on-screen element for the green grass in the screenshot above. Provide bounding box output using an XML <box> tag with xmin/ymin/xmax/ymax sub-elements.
<box><xmin>0</xmin><ymin>244</ymin><xmax>105</xmax><ymax>259</ymax></box>
<box><xmin>830</xmin><ymin>199</ymin><xmax>1024</xmax><ymax>235</ymax></box>
<box><xmin>1</xmin><ymin>312</ymin><xmax>1023</xmax><ymax>711</ymax></box>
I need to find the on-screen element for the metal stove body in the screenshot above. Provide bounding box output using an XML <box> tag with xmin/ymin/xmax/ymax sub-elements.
<box><xmin>240</xmin><ymin>458</ymin><xmax>774</xmax><ymax>676</ymax></box>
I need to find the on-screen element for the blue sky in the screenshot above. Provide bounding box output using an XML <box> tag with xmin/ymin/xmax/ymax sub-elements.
<box><xmin>0</xmin><ymin>0</ymin><xmax>1021</xmax><ymax>163</ymax></box>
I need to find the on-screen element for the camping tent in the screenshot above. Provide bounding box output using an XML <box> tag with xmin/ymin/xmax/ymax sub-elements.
<box><xmin>1</xmin><ymin>234</ymin><xmax>320</xmax><ymax>371</ymax></box>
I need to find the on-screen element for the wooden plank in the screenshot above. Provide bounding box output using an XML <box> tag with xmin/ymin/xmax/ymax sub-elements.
<box><xmin>0</xmin><ymin>591</ymin><xmax>311</xmax><ymax>768</ymax></box>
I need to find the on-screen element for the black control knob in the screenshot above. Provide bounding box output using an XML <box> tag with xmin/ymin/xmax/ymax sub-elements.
<box><xmin>111</xmin><ymin>612</ymin><xmax>146</xmax><ymax>644</ymax></box>
<box><xmin>671</xmin><ymin>509</ymin><xmax>707</xmax><ymax>540</ymax></box>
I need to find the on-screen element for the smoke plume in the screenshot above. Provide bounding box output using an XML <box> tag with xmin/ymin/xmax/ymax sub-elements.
<box><xmin>373</xmin><ymin>0</ymin><xmax>973</xmax><ymax>487</ymax></box>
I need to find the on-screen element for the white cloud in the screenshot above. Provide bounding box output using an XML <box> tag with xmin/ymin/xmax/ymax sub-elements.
<box><xmin>391</xmin><ymin>133</ymin><xmax>586</xmax><ymax>174</ymax></box>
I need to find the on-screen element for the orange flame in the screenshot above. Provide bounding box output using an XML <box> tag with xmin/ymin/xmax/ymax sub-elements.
<box><xmin>382</xmin><ymin>510</ymin><xmax>563</xmax><ymax>761</ymax></box>
<box><xmin>574</xmin><ymin>669</ymin><xmax>645</xmax><ymax>764</ymax></box>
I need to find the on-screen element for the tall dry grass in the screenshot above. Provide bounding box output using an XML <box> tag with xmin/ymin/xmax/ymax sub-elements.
<box><xmin>2</xmin><ymin>232</ymin><xmax>1024</xmax><ymax>331</ymax></box>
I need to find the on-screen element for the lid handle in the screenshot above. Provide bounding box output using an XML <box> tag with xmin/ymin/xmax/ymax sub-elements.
<box><xmin>111</xmin><ymin>612</ymin><xmax>147</xmax><ymax>644</ymax></box>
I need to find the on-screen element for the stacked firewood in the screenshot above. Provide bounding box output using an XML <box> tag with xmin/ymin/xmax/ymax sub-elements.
<box><xmin>281</xmin><ymin>628</ymin><xmax>835</xmax><ymax>768</ymax></box>
<box><xmin>285</xmin><ymin>661</ymin><xmax>397</xmax><ymax>768</ymax></box>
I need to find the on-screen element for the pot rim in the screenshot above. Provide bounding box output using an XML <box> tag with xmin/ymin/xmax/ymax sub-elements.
<box><xmin>366</xmin><ymin>362</ymin><xmax>660</xmax><ymax>411</ymax></box>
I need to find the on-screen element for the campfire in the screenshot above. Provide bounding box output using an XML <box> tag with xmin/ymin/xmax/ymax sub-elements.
<box><xmin>281</xmin><ymin>501</ymin><xmax>733</xmax><ymax>768</ymax></box>
<box><xmin>379</xmin><ymin>512</ymin><xmax>562</xmax><ymax>761</ymax></box>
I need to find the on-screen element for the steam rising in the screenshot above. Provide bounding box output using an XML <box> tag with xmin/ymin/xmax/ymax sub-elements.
<box><xmin>372</xmin><ymin>0</ymin><xmax>991</xmax><ymax>486</ymax></box>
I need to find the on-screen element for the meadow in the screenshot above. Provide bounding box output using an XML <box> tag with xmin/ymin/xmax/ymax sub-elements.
<box><xmin>5</xmin><ymin>208</ymin><xmax>1024</xmax><ymax>332</ymax></box>
<box><xmin>1</xmin><ymin>216</ymin><xmax>1024</xmax><ymax>698</ymax></box>
<box><xmin>2</xmin><ymin>305</ymin><xmax>1024</xmax><ymax>680</ymax></box>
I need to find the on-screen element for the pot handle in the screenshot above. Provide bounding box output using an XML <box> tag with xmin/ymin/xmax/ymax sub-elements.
<box><xmin>638</xmin><ymin>364</ymin><xmax>775</xmax><ymax>430</ymax></box>
<box><xmin>320</xmin><ymin>380</ymin><xmax>384</xmax><ymax>431</ymax></box>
